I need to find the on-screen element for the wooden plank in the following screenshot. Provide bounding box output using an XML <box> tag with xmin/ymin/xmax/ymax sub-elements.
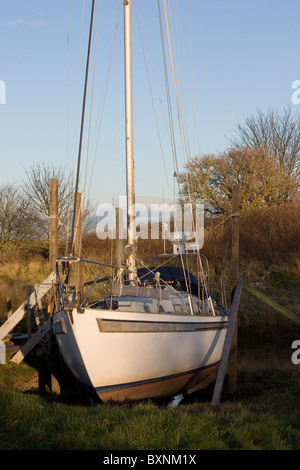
<box><xmin>10</xmin><ymin>318</ymin><xmax>51</xmax><ymax>364</ymax></box>
<box><xmin>0</xmin><ymin>271</ymin><xmax>55</xmax><ymax>342</ymax></box>
<box><xmin>212</xmin><ymin>278</ymin><xmax>243</xmax><ymax>404</ymax></box>
<box><xmin>243</xmin><ymin>284</ymin><xmax>300</xmax><ymax>326</ymax></box>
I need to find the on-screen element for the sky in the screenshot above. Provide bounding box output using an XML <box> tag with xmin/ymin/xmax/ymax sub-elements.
<box><xmin>0</xmin><ymin>0</ymin><xmax>300</xmax><ymax>212</ymax></box>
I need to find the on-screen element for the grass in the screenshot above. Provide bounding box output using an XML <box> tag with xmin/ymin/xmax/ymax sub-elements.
<box><xmin>0</xmin><ymin>325</ymin><xmax>300</xmax><ymax>451</ymax></box>
<box><xmin>0</xmin><ymin>361</ymin><xmax>299</xmax><ymax>450</ymax></box>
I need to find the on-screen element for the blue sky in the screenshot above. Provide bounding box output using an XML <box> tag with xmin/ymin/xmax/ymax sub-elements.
<box><xmin>0</xmin><ymin>0</ymin><xmax>299</xmax><ymax>210</ymax></box>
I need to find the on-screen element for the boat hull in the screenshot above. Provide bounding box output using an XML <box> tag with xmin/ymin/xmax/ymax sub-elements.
<box><xmin>53</xmin><ymin>307</ymin><xmax>228</xmax><ymax>403</ymax></box>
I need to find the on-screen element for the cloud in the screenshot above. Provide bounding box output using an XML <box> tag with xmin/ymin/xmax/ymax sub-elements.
<box><xmin>9</xmin><ymin>19</ymin><xmax>46</xmax><ymax>27</ymax></box>
<box><xmin>9</xmin><ymin>19</ymin><xmax>24</xmax><ymax>26</ymax></box>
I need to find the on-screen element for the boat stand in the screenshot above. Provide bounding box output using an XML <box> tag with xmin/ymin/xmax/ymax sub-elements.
<box><xmin>212</xmin><ymin>278</ymin><xmax>243</xmax><ymax>404</ymax></box>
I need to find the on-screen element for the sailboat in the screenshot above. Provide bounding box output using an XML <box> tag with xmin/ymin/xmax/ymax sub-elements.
<box><xmin>52</xmin><ymin>0</ymin><xmax>229</xmax><ymax>403</ymax></box>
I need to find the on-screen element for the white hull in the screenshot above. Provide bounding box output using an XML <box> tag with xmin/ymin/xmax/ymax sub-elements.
<box><xmin>53</xmin><ymin>301</ymin><xmax>228</xmax><ymax>402</ymax></box>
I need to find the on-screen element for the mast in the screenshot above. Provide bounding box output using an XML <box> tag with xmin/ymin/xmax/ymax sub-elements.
<box><xmin>124</xmin><ymin>0</ymin><xmax>136</xmax><ymax>281</ymax></box>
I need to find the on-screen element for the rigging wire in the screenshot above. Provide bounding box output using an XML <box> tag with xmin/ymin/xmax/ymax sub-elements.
<box><xmin>189</xmin><ymin>0</ymin><xmax>201</xmax><ymax>157</ymax></box>
<box><xmin>65</xmin><ymin>0</ymin><xmax>86</xmax><ymax>254</ymax></box>
<box><xmin>82</xmin><ymin>0</ymin><xmax>102</xmax><ymax>212</ymax></box>
<box><xmin>168</xmin><ymin>0</ymin><xmax>191</xmax><ymax>161</ymax></box>
<box><xmin>133</xmin><ymin>0</ymin><xmax>172</xmax><ymax>201</ymax></box>
<box><xmin>70</xmin><ymin>0</ymin><xmax>96</xmax><ymax>256</ymax></box>
<box><xmin>84</xmin><ymin>1</ymin><xmax>122</xmax><ymax>208</ymax></box>
<box><xmin>162</xmin><ymin>0</ymin><xmax>192</xmax><ymax>204</ymax></box>
<box><xmin>157</xmin><ymin>0</ymin><xmax>179</xmax><ymax>203</ymax></box>
<box><xmin>156</xmin><ymin>0</ymin><xmax>190</xmax><ymax>299</ymax></box>
<box><xmin>159</xmin><ymin>0</ymin><xmax>211</xmax><ymax>299</ymax></box>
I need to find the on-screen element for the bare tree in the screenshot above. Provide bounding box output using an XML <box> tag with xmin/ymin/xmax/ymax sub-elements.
<box><xmin>22</xmin><ymin>163</ymin><xmax>74</xmax><ymax>243</ymax></box>
<box><xmin>0</xmin><ymin>183</ymin><xmax>35</xmax><ymax>245</ymax></box>
<box><xmin>230</xmin><ymin>107</ymin><xmax>300</xmax><ymax>178</ymax></box>
<box><xmin>22</xmin><ymin>163</ymin><xmax>96</xmax><ymax>244</ymax></box>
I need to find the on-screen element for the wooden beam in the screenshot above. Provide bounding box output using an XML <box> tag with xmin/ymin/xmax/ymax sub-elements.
<box><xmin>228</xmin><ymin>185</ymin><xmax>240</xmax><ymax>395</ymax></box>
<box><xmin>212</xmin><ymin>278</ymin><xmax>243</xmax><ymax>404</ymax></box>
<box><xmin>231</xmin><ymin>185</ymin><xmax>240</xmax><ymax>300</ymax></box>
<box><xmin>243</xmin><ymin>284</ymin><xmax>300</xmax><ymax>326</ymax></box>
<box><xmin>10</xmin><ymin>318</ymin><xmax>51</xmax><ymax>364</ymax></box>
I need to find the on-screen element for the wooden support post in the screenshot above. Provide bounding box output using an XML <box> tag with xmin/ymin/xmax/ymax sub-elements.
<box><xmin>49</xmin><ymin>178</ymin><xmax>58</xmax><ymax>272</ymax></box>
<box><xmin>228</xmin><ymin>185</ymin><xmax>240</xmax><ymax>395</ymax></box>
<box><xmin>231</xmin><ymin>185</ymin><xmax>240</xmax><ymax>299</ymax></box>
<box><xmin>212</xmin><ymin>278</ymin><xmax>243</xmax><ymax>404</ymax></box>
